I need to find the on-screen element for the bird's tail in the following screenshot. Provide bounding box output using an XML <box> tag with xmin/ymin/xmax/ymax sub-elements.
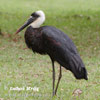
<box><xmin>69</xmin><ymin>54</ymin><xmax>88</xmax><ymax>80</ymax></box>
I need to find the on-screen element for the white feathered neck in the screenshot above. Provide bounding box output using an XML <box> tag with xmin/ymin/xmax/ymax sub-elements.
<box><xmin>30</xmin><ymin>10</ymin><xmax>45</xmax><ymax>28</ymax></box>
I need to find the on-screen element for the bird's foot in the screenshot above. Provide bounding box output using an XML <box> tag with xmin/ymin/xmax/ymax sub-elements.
<box><xmin>52</xmin><ymin>91</ymin><xmax>57</xmax><ymax>97</ymax></box>
<box><xmin>52</xmin><ymin>91</ymin><xmax>55</xmax><ymax>97</ymax></box>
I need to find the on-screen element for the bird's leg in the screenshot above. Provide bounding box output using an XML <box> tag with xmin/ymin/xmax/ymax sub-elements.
<box><xmin>55</xmin><ymin>65</ymin><xmax>62</xmax><ymax>95</ymax></box>
<box><xmin>52</xmin><ymin>60</ymin><xmax>55</xmax><ymax>96</ymax></box>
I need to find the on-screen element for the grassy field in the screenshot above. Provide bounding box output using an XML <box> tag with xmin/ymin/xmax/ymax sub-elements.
<box><xmin>0</xmin><ymin>0</ymin><xmax>100</xmax><ymax>100</ymax></box>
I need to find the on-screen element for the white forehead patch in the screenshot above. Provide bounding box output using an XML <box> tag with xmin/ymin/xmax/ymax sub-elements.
<box><xmin>30</xmin><ymin>10</ymin><xmax>45</xmax><ymax>28</ymax></box>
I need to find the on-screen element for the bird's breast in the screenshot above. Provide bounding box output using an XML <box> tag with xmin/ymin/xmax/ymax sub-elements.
<box><xmin>24</xmin><ymin>27</ymin><xmax>46</xmax><ymax>54</ymax></box>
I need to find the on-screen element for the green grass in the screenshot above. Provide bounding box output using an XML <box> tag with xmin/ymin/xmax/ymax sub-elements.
<box><xmin>0</xmin><ymin>0</ymin><xmax>100</xmax><ymax>100</ymax></box>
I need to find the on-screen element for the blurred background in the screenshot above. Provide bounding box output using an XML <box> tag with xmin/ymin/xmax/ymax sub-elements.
<box><xmin>0</xmin><ymin>0</ymin><xmax>100</xmax><ymax>100</ymax></box>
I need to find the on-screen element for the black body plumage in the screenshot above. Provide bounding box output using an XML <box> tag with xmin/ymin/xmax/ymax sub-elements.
<box><xmin>25</xmin><ymin>26</ymin><xmax>88</xmax><ymax>80</ymax></box>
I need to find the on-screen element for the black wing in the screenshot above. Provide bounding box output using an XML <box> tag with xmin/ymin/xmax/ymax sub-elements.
<box><xmin>42</xmin><ymin>26</ymin><xmax>88</xmax><ymax>80</ymax></box>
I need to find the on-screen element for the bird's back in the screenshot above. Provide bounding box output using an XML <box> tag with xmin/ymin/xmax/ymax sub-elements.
<box><xmin>41</xmin><ymin>26</ymin><xmax>88</xmax><ymax>80</ymax></box>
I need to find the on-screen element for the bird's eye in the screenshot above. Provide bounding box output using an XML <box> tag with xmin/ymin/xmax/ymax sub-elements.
<box><xmin>31</xmin><ymin>13</ymin><xmax>39</xmax><ymax>17</ymax></box>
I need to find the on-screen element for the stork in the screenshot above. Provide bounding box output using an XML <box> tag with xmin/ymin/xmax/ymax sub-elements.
<box><xmin>15</xmin><ymin>10</ymin><xmax>88</xmax><ymax>96</ymax></box>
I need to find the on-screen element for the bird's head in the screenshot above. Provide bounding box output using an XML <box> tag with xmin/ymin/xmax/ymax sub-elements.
<box><xmin>15</xmin><ymin>10</ymin><xmax>45</xmax><ymax>34</ymax></box>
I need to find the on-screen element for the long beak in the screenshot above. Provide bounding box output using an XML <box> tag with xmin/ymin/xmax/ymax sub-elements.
<box><xmin>15</xmin><ymin>16</ymin><xmax>34</xmax><ymax>34</ymax></box>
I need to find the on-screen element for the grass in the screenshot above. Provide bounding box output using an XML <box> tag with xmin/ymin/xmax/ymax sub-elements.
<box><xmin>0</xmin><ymin>0</ymin><xmax>100</xmax><ymax>100</ymax></box>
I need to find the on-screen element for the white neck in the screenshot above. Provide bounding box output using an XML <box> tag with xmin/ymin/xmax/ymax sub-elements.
<box><xmin>30</xmin><ymin>11</ymin><xmax>45</xmax><ymax>28</ymax></box>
